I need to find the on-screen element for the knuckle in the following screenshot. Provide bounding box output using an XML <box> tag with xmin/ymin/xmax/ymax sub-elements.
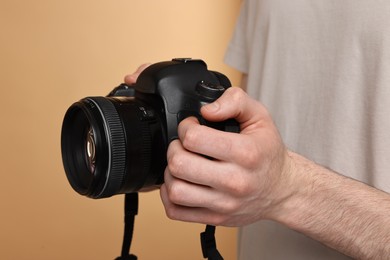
<box><xmin>222</xmin><ymin>170</ymin><xmax>252</xmax><ymax>197</ymax></box>
<box><xmin>167</xmin><ymin>183</ymin><xmax>184</xmax><ymax>205</ymax></box>
<box><xmin>226</xmin><ymin>87</ymin><xmax>247</xmax><ymax>104</ymax></box>
<box><xmin>238</xmin><ymin>141</ymin><xmax>261</xmax><ymax>169</ymax></box>
<box><xmin>209</xmin><ymin>214</ymin><xmax>229</xmax><ymax>226</ymax></box>
<box><xmin>181</xmin><ymin>125</ymin><xmax>202</xmax><ymax>151</ymax></box>
<box><xmin>220</xmin><ymin>199</ymin><xmax>241</xmax><ymax>214</ymax></box>
<box><xmin>230</xmin><ymin>178</ymin><xmax>251</xmax><ymax>197</ymax></box>
<box><xmin>242</xmin><ymin>150</ymin><xmax>260</xmax><ymax>169</ymax></box>
<box><xmin>165</xmin><ymin>206</ymin><xmax>179</xmax><ymax>221</ymax></box>
<box><xmin>226</xmin><ymin>86</ymin><xmax>245</xmax><ymax>97</ymax></box>
<box><xmin>167</xmin><ymin>153</ymin><xmax>185</xmax><ymax>177</ymax></box>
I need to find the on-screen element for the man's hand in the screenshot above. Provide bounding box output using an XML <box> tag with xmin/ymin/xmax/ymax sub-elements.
<box><xmin>160</xmin><ymin>87</ymin><xmax>293</xmax><ymax>226</ymax></box>
<box><xmin>159</xmin><ymin>87</ymin><xmax>390</xmax><ymax>259</ymax></box>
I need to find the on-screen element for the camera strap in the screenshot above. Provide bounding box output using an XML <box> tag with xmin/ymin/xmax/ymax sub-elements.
<box><xmin>201</xmin><ymin>225</ymin><xmax>224</xmax><ymax>260</ymax></box>
<box><xmin>116</xmin><ymin>193</ymin><xmax>224</xmax><ymax>260</ymax></box>
<box><xmin>115</xmin><ymin>193</ymin><xmax>138</xmax><ymax>260</ymax></box>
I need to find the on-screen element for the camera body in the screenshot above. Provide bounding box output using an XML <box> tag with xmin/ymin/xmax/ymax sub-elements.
<box><xmin>61</xmin><ymin>58</ymin><xmax>238</xmax><ymax>199</ymax></box>
<box><xmin>112</xmin><ymin>58</ymin><xmax>236</xmax><ymax>139</ymax></box>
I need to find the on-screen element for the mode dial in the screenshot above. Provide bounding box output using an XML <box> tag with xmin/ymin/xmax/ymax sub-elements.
<box><xmin>196</xmin><ymin>81</ymin><xmax>226</xmax><ymax>101</ymax></box>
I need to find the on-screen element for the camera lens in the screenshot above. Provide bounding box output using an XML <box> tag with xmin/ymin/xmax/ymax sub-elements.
<box><xmin>86</xmin><ymin>128</ymin><xmax>96</xmax><ymax>174</ymax></box>
<box><xmin>61</xmin><ymin>96</ymin><xmax>167</xmax><ymax>199</ymax></box>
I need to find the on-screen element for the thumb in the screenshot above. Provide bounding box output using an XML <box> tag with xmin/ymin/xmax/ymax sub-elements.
<box><xmin>200</xmin><ymin>87</ymin><xmax>270</xmax><ymax>129</ymax></box>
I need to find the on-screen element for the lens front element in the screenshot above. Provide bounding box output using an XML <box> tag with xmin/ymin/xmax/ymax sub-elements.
<box><xmin>86</xmin><ymin>128</ymin><xmax>96</xmax><ymax>174</ymax></box>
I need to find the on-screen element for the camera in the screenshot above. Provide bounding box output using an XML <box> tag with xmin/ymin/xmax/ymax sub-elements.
<box><xmin>61</xmin><ymin>58</ymin><xmax>239</xmax><ymax>199</ymax></box>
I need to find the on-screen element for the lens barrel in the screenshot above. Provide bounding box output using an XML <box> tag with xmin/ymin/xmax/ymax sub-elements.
<box><xmin>61</xmin><ymin>96</ymin><xmax>166</xmax><ymax>199</ymax></box>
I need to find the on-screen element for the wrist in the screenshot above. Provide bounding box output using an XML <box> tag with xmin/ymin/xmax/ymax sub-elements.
<box><xmin>266</xmin><ymin>151</ymin><xmax>317</xmax><ymax>226</ymax></box>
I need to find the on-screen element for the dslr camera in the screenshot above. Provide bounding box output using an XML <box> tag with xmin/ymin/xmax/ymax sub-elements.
<box><xmin>61</xmin><ymin>58</ymin><xmax>239</xmax><ymax>199</ymax></box>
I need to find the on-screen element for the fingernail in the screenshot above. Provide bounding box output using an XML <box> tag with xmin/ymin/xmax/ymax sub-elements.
<box><xmin>204</xmin><ymin>101</ymin><xmax>220</xmax><ymax>112</ymax></box>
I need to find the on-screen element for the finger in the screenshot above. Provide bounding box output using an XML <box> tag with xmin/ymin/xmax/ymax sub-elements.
<box><xmin>163</xmin><ymin>167</ymin><xmax>215</xmax><ymax>208</ymax></box>
<box><xmin>167</xmin><ymin>140</ymin><xmax>252</xmax><ymax>196</ymax></box>
<box><xmin>177</xmin><ymin>117</ymin><xmax>259</xmax><ymax>164</ymax></box>
<box><xmin>160</xmin><ymin>183</ymin><xmax>227</xmax><ymax>225</ymax></box>
<box><xmin>200</xmin><ymin>87</ymin><xmax>272</xmax><ymax>131</ymax></box>
<box><xmin>123</xmin><ymin>63</ymin><xmax>151</xmax><ymax>85</ymax></box>
<box><xmin>167</xmin><ymin>139</ymin><xmax>225</xmax><ymax>188</ymax></box>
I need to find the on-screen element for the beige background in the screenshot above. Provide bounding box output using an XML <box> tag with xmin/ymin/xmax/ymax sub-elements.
<box><xmin>0</xmin><ymin>0</ymin><xmax>241</xmax><ymax>259</ymax></box>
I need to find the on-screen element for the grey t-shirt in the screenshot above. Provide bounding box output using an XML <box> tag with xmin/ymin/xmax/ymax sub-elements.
<box><xmin>225</xmin><ymin>0</ymin><xmax>390</xmax><ymax>259</ymax></box>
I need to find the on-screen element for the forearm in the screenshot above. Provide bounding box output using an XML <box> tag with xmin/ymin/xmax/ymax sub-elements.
<box><xmin>275</xmin><ymin>152</ymin><xmax>390</xmax><ymax>259</ymax></box>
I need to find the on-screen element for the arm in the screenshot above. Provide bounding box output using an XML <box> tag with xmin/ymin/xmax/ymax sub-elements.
<box><xmin>160</xmin><ymin>87</ymin><xmax>390</xmax><ymax>259</ymax></box>
<box><xmin>278</xmin><ymin>152</ymin><xmax>390</xmax><ymax>259</ymax></box>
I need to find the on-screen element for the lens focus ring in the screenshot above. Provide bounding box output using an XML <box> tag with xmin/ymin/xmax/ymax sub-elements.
<box><xmin>88</xmin><ymin>97</ymin><xmax>126</xmax><ymax>198</ymax></box>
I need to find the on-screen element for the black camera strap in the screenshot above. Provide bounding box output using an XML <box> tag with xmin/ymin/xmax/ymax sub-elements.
<box><xmin>116</xmin><ymin>193</ymin><xmax>223</xmax><ymax>260</ymax></box>
<box><xmin>115</xmin><ymin>193</ymin><xmax>138</xmax><ymax>260</ymax></box>
<box><xmin>201</xmin><ymin>225</ymin><xmax>224</xmax><ymax>260</ymax></box>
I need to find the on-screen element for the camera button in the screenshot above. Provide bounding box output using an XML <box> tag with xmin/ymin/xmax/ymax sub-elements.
<box><xmin>138</xmin><ymin>106</ymin><xmax>155</xmax><ymax>120</ymax></box>
<box><xmin>196</xmin><ymin>81</ymin><xmax>225</xmax><ymax>101</ymax></box>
